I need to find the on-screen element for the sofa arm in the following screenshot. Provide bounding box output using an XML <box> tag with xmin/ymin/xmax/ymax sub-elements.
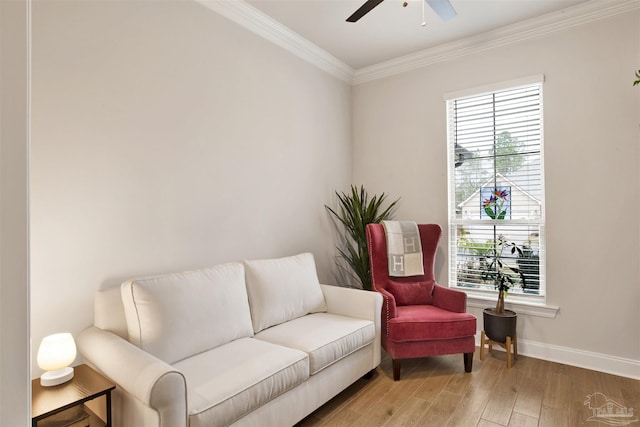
<box><xmin>320</xmin><ymin>284</ymin><xmax>382</xmax><ymax>367</ymax></box>
<box><xmin>432</xmin><ymin>284</ymin><xmax>467</xmax><ymax>313</ymax></box>
<box><xmin>320</xmin><ymin>284</ymin><xmax>382</xmax><ymax>321</ymax></box>
<box><xmin>77</xmin><ymin>327</ymin><xmax>187</xmax><ymax>427</ymax></box>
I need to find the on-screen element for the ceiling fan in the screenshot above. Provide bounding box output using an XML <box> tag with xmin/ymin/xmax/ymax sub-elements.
<box><xmin>346</xmin><ymin>0</ymin><xmax>457</xmax><ymax>23</ymax></box>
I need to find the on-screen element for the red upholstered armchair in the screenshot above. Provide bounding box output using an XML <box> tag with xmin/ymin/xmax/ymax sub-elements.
<box><xmin>366</xmin><ymin>223</ymin><xmax>476</xmax><ymax>380</ymax></box>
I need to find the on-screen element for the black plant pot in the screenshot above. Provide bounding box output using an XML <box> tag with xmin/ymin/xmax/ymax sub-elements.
<box><xmin>483</xmin><ymin>308</ymin><xmax>517</xmax><ymax>343</ymax></box>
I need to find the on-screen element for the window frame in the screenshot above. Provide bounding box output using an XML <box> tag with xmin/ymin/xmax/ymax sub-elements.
<box><xmin>444</xmin><ymin>75</ymin><xmax>557</xmax><ymax>317</ymax></box>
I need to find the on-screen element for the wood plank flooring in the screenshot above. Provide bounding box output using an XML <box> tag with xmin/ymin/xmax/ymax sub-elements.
<box><xmin>296</xmin><ymin>349</ymin><xmax>640</xmax><ymax>427</ymax></box>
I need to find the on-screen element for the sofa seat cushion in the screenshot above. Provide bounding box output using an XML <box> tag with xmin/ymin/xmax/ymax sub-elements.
<box><xmin>174</xmin><ymin>338</ymin><xmax>308</xmax><ymax>427</ymax></box>
<box><xmin>244</xmin><ymin>253</ymin><xmax>326</xmax><ymax>333</ymax></box>
<box><xmin>254</xmin><ymin>313</ymin><xmax>375</xmax><ymax>375</ymax></box>
<box><xmin>389</xmin><ymin>305</ymin><xmax>477</xmax><ymax>342</ymax></box>
<box><xmin>121</xmin><ymin>262</ymin><xmax>254</xmax><ymax>364</ymax></box>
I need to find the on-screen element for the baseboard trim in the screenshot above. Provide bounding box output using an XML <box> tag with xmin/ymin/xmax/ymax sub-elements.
<box><xmin>475</xmin><ymin>333</ymin><xmax>640</xmax><ymax>380</ymax></box>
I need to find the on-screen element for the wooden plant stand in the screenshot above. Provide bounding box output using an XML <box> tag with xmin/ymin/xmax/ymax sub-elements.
<box><xmin>479</xmin><ymin>330</ymin><xmax>518</xmax><ymax>368</ymax></box>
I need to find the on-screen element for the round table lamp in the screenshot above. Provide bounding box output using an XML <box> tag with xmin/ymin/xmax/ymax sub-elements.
<box><xmin>37</xmin><ymin>332</ymin><xmax>77</xmax><ymax>387</ymax></box>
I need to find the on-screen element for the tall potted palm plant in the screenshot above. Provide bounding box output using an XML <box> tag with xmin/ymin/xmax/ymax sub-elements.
<box><xmin>326</xmin><ymin>185</ymin><xmax>398</xmax><ymax>290</ymax></box>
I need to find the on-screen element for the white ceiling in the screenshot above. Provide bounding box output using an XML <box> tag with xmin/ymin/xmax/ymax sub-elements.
<box><xmin>245</xmin><ymin>0</ymin><xmax>591</xmax><ymax>69</ymax></box>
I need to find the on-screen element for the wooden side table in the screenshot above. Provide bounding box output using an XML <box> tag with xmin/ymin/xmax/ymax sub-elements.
<box><xmin>32</xmin><ymin>364</ymin><xmax>115</xmax><ymax>427</ymax></box>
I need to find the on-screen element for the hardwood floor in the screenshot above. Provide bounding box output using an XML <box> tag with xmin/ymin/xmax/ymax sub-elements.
<box><xmin>296</xmin><ymin>349</ymin><xmax>640</xmax><ymax>427</ymax></box>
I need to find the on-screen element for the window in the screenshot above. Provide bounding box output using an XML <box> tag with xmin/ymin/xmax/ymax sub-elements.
<box><xmin>446</xmin><ymin>77</ymin><xmax>545</xmax><ymax>300</ymax></box>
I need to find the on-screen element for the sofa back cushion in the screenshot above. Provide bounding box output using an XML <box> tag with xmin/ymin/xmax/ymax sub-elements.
<box><xmin>244</xmin><ymin>253</ymin><xmax>326</xmax><ymax>333</ymax></box>
<box><xmin>94</xmin><ymin>286</ymin><xmax>128</xmax><ymax>339</ymax></box>
<box><xmin>121</xmin><ymin>262</ymin><xmax>253</xmax><ymax>364</ymax></box>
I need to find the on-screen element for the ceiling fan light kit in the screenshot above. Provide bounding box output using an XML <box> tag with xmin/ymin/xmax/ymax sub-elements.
<box><xmin>346</xmin><ymin>0</ymin><xmax>457</xmax><ymax>24</ymax></box>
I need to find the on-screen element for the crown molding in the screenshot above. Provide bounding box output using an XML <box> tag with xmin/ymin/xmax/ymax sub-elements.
<box><xmin>353</xmin><ymin>0</ymin><xmax>640</xmax><ymax>85</ymax></box>
<box><xmin>197</xmin><ymin>0</ymin><xmax>638</xmax><ymax>87</ymax></box>
<box><xmin>197</xmin><ymin>0</ymin><xmax>354</xmax><ymax>84</ymax></box>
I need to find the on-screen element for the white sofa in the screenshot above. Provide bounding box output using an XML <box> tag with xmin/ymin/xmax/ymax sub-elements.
<box><xmin>77</xmin><ymin>253</ymin><xmax>382</xmax><ymax>427</ymax></box>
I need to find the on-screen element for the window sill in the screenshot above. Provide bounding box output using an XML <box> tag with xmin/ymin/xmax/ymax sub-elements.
<box><xmin>463</xmin><ymin>291</ymin><xmax>559</xmax><ymax>318</ymax></box>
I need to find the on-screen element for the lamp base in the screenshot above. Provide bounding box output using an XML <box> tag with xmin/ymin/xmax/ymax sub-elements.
<box><xmin>40</xmin><ymin>366</ymin><xmax>74</xmax><ymax>387</ymax></box>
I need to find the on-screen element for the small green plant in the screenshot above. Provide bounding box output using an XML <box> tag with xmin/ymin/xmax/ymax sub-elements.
<box><xmin>326</xmin><ymin>185</ymin><xmax>398</xmax><ymax>290</ymax></box>
<box><xmin>634</xmin><ymin>70</ymin><xmax>640</xmax><ymax>86</ymax></box>
<box><xmin>482</xmin><ymin>235</ymin><xmax>523</xmax><ymax>314</ymax></box>
<box><xmin>458</xmin><ymin>235</ymin><xmax>494</xmax><ymax>258</ymax></box>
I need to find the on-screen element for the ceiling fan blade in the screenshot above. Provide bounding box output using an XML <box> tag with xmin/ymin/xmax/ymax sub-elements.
<box><xmin>346</xmin><ymin>0</ymin><xmax>384</xmax><ymax>22</ymax></box>
<box><xmin>425</xmin><ymin>0</ymin><xmax>457</xmax><ymax>22</ymax></box>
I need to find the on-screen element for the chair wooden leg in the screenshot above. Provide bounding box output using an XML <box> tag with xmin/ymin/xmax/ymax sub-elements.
<box><xmin>464</xmin><ymin>352</ymin><xmax>473</xmax><ymax>372</ymax></box>
<box><xmin>392</xmin><ymin>359</ymin><xmax>401</xmax><ymax>381</ymax></box>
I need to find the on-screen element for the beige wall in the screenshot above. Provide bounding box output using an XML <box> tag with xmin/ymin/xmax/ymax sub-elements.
<box><xmin>30</xmin><ymin>0</ymin><xmax>352</xmax><ymax>375</ymax></box>
<box><xmin>353</xmin><ymin>12</ymin><xmax>640</xmax><ymax>362</ymax></box>
<box><xmin>28</xmin><ymin>0</ymin><xmax>640</xmax><ymax>386</ymax></box>
<box><xmin>1</xmin><ymin>0</ymin><xmax>31</xmax><ymax>424</ymax></box>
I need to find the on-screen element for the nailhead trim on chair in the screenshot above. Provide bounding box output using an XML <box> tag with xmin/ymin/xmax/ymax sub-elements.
<box><xmin>368</xmin><ymin>229</ymin><xmax>390</xmax><ymax>337</ymax></box>
<box><xmin>383</xmin><ymin>295</ymin><xmax>390</xmax><ymax>337</ymax></box>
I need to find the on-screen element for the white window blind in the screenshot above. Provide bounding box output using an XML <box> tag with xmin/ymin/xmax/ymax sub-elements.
<box><xmin>446</xmin><ymin>80</ymin><xmax>545</xmax><ymax>297</ymax></box>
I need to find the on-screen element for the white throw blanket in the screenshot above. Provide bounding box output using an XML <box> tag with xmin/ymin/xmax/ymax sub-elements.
<box><xmin>381</xmin><ymin>221</ymin><xmax>424</xmax><ymax>277</ymax></box>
